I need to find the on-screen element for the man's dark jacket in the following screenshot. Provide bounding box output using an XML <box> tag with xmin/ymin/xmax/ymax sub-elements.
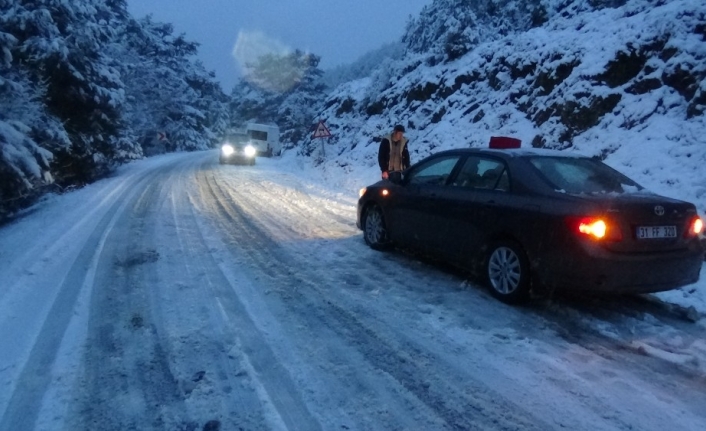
<box><xmin>378</xmin><ymin>137</ymin><xmax>410</xmax><ymax>172</ymax></box>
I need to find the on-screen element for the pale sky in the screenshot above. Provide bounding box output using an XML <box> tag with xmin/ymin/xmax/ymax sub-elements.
<box><xmin>127</xmin><ymin>0</ymin><xmax>432</xmax><ymax>92</ymax></box>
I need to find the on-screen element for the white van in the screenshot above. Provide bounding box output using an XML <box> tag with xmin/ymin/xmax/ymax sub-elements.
<box><xmin>245</xmin><ymin>123</ymin><xmax>280</xmax><ymax>157</ymax></box>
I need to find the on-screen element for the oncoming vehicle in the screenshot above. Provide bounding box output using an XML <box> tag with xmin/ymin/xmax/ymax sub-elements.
<box><xmin>245</xmin><ymin>123</ymin><xmax>280</xmax><ymax>157</ymax></box>
<box><xmin>219</xmin><ymin>134</ymin><xmax>257</xmax><ymax>166</ymax></box>
<box><xmin>356</xmin><ymin>147</ymin><xmax>704</xmax><ymax>304</ymax></box>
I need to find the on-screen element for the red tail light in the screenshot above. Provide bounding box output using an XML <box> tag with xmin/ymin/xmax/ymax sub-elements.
<box><xmin>566</xmin><ymin>216</ymin><xmax>623</xmax><ymax>241</ymax></box>
<box><xmin>685</xmin><ymin>216</ymin><xmax>703</xmax><ymax>237</ymax></box>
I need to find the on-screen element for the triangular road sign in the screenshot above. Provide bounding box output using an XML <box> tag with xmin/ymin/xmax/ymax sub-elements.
<box><xmin>311</xmin><ymin>120</ymin><xmax>332</xmax><ymax>139</ymax></box>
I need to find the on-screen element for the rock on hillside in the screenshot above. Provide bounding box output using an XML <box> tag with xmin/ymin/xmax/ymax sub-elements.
<box><xmin>301</xmin><ymin>0</ymin><xmax>706</xmax><ymax>212</ymax></box>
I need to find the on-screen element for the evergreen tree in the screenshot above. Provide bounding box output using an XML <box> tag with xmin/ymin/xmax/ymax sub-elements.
<box><xmin>231</xmin><ymin>49</ymin><xmax>327</xmax><ymax>149</ymax></box>
<box><xmin>0</xmin><ymin>3</ymin><xmax>67</xmax><ymax>216</ymax></box>
<box><xmin>3</xmin><ymin>0</ymin><xmax>140</xmax><ymax>186</ymax></box>
<box><xmin>0</xmin><ymin>0</ymin><xmax>228</xmax><ymax>216</ymax></box>
<box><xmin>116</xmin><ymin>15</ymin><xmax>228</xmax><ymax>154</ymax></box>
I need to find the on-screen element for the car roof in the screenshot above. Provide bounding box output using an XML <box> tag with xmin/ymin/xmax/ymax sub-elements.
<box><xmin>431</xmin><ymin>147</ymin><xmax>592</xmax><ymax>160</ymax></box>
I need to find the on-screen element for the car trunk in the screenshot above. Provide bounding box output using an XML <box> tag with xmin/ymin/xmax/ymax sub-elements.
<box><xmin>598</xmin><ymin>194</ymin><xmax>697</xmax><ymax>253</ymax></box>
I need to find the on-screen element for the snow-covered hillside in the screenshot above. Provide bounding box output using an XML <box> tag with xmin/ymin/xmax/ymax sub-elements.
<box><xmin>300</xmin><ymin>0</ymin><xmax>706</xmax><ymax>215</ymax></box>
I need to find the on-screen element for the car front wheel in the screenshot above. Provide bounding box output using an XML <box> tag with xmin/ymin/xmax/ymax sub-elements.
<box><xmin>486</xmin><ymin>241</ymin><xmax>530</xmax><ymax>304</ymax></box>
<box><xmin>363</xmin><ymin>205</ymin><xmax>390</xmax><ymax>250</ymax></box>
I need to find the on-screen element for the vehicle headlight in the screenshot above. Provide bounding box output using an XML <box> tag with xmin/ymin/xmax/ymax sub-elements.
<box><xmin>222</xmin><ymin>144</ymin><xmax>234</xmax><ymax>156</ymax></box>
<box><xmin>359</xmin><ymin>187</ymin><xmax>367</xmax><ymax>198</ymax></box>
<box><xmin>244</xmin><ymin>145</ymin><xmax>257</xmax><ymax>157</ymax></box>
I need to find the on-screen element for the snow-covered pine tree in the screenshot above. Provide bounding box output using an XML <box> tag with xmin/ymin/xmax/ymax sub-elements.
<box><xmin>0</xmin><ymin>0</ymin><xmax>228</xmax><ymax>216</ymax></box>
<box><xmin>116</xmin><ymin>15</ymin><xmax>228</xmax><ymax>154</ymax></box>
<box><xmin>277</xmin><ymin>51</ymin><xmax>327</xmax><ymax>146</ymax></box>
<box><xmin>0</xmin><ymin>2</ymin><xmax>68</xmax><ymax>217</ymax></box>
<box><xmin>4</xmin><ymin>0</ymin><xmax>140</xmax><ymax>187</ymax></box>
<box><xmin>186</xmin><ymin>64</ymin><xmax>230</xmax><ymax>147</ymax></box>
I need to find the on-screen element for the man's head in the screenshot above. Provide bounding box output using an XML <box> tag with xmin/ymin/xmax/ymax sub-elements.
<box><xmin>392</xmin><ymin>124</ymin><xmax>405</xmax><ymax>141</ymax></box>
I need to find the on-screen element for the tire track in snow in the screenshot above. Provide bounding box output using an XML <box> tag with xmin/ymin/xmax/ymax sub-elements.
<box><xmin>65</xmin><ymin>167</ymin><xmax>189</xmax><ymax>431</ymax></box>
<box><xmin>0</xmin><ymin>171</ymin><xmax>141</xmax><ymax>306</ymax></box>
<box><xmin>0</xmin><ymin>165</ymin><xmax>169</xmax><ymax>430</ymax></box>
<box><xmin>169</xmin><ymin>158</ymin><xmax>300</xmax><ymax>430</ymax></box>
<box><xmin>530</xmin><ymin>295</ymin><xmax>706</xmax><ymax>389</ymax></box>
<box><xmin>192</xmin><ymin>164</ymin><xmax>323</xmax><ymax>431</ymax></box>
<box><xmin>156</xmin><ymin>159</ymin><xmax>273</xmax><ymax>430</ymax></box>
<box><xmin>214</xmin><ymin>165</ymin><xmax>355</xmax><ymax>241</ymax></box>
<box><xmin>197</xmin><ymin>163</ymin><xmax>553</xmax><ymax>431</ymax></box>
<box><xmin>196</xmin><ymin>168</ymin><xmax>437</xmax><ymax>430</ymax></box>
<box><xmin>65</xmin><ymin>156</ymin><xmax>275</xmax><ymax>430</ymax></box>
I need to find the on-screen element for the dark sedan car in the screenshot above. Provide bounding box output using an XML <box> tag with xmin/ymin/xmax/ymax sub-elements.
<box><xmin>357</xmin><ymin>148</ymin><xmax>704</xmax><ymax>304</ymax></box>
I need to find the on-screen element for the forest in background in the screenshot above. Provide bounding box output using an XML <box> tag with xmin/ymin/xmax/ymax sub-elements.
<box><xmin>0</xmin><ymin>0</ymin><xmax>229</xmax><ymax>217</ymax></box>
<box><xmin>3</xmin><ymin>0</ymin><xmax>704</xmax><ymax>220</ymax></box>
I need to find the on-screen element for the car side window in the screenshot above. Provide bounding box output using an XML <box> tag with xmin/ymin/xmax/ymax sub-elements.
<box><xmin>452</xmin><ymin>157</ymin><xmax>509</xmax><ymax>191</ymax></box>
<box><xmin>407</xmin><ymin>156</ymin><xmax>461</xmax><ymax>186</ymax></box>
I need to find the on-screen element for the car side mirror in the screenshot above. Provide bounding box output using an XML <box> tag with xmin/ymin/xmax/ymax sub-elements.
<box><xmin>388</xmin><ymin>171</ymin><xmax>403</xmax><ymax>184</ymax></box>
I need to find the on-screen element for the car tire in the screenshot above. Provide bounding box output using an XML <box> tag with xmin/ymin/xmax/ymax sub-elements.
<box><xmin>485</xmin><ymin>240</ymin><xmax>531</xmax><ymax>304</ymax></box>
<box><xmin>363</xmin><ymin>205</ymin><xmax>390</xmax><ymax>250</ymax></box>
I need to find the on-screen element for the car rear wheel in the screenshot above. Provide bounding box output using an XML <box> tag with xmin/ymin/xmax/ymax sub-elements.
<box><xmin>486</xmin><ymin>241</ymin><xmax>530</xmax><ymax>304</ymax></box>
<box><xmin>363</xmin><ymin>205</ymin><xmax>390</xmax><ymax>250</ymax></box>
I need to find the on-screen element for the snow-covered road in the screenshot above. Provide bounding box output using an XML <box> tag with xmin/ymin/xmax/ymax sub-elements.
<box><xmin>1</xmin><ymin>150</ymin><xmax>705</xmax><ymax>431</ymax></box>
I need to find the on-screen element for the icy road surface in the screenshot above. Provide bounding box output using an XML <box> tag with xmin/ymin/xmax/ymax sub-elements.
<box><xmin>1</xmin><ymin>150</ymin><xmax>705</xmax><ymax>431</ymax></box>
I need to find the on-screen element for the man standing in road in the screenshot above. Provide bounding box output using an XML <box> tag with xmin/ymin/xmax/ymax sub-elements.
<box><xmin>378</xmin><ymin>124</ymin><xmax>410</xmax><ymax>180</ymax></box>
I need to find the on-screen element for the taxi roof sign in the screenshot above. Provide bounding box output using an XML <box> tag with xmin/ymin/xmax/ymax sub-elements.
<box><xmin>489</xmin><ymin>136</ymin><xmax>521</xmax><ymax>149</ymax></box>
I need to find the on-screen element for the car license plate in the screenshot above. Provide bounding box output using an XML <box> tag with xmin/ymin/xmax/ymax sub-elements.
<box><xmin>636</xmin><ymin>226</ymin><xmax>677</xmax><ymax>239</ymax></box>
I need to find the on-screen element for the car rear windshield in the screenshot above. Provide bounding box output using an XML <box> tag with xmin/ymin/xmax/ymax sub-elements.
<box><xmin>528</xmin><ymin>156</ymin><xmax>642</xmax><ymax>194</ymax></box>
